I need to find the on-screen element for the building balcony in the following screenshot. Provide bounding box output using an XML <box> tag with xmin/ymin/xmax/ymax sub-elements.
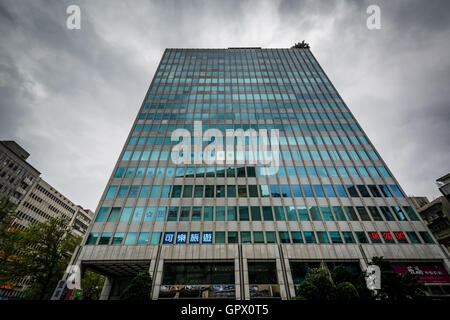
<box><xmin>16</xmin><ymin>187</ymin><xmax>27</xmax><ymax>195</ymax></box>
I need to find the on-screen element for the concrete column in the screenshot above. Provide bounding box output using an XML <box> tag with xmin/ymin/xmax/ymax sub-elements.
<box><xmin>276</xmin><ymin>258</ymin><xmax>287</xmax><ymax>300</ymax></box>
<box><xmin>283</xmin><ymin>258</ymin><xmax>296</xmax><ymax>299</ymax></box>
<box><xmin>234</xmin><ymin>258</ymin><xmax>241</xmax><ymax>300</ymax></box>
<box><xmin>151</xmin><ymin>258</ymin><xmax>164</xmax><ymax>300</ymax></box>
<box><xmin>242</xmin><ymin>258</ymin><xmax>250</xmax><ymax>300</ymax></box>
<box><xmin>99</xmin><ymin>277</ymin><xmax>114</xmax><ymax>300</ymax></box>
<box><xmin>148</xmin><ymin>245</ymin><xmax>160</xmax><ymax>280</ymax></box>
<box><xmin>359</xmin><ymin>258</ymin><xmax>368</xmax><ymax>271</ymax></box>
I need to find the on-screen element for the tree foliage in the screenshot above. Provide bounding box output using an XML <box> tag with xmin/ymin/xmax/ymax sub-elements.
<box><xmin>0</xmin><ymin>198</ymin><xmax>82</xmax><ymax>299</ymax></box>
<box><xmin>22</xmin><ymin>217</ymin><xmax>82</xmax><ymax>300</ymax></box>
<box><xmin>120</xmin><ymin>272</ymin><xmax>153</xmax><ymax>301</ymax></box>
<box><xmin>78</xmin><ymin>270</ymin><xmax>105</xmax><ymax>300</ymax></box>
<box><xmin>295</xmin><ymin>266</ymin><xmax>369</xmax><ymax>300</ymax></box>
<box><xmin>0</xmin><ymin>197</ymin><xmax>29</xmax><ymax>287</ymax></box>
<box><xmin>294</xmin><ymin>257</ymin><xmax>427</xmax><ymax>300</ymax></box>
<box><xmin>295</xmin><ymin>268</ymin><xmax>334</xmax><ymax>300</ymax></box>
<box><xmin>369</xmin><ymin>256</ymin><xmax>426</xmax><ymax>300</ymax></box>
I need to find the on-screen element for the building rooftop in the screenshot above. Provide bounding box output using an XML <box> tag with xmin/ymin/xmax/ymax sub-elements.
<box><xmin>1</xmin><ymin>140</ymin><xmax>30</xmax><ymax>160</ymax></box>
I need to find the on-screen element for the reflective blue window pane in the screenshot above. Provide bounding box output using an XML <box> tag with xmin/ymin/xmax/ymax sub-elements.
<box><xmin>124</xmin><ymin>232</ymin><xmax>137</xmax><ymax>245</ymax></box>
<box><xmin>120</xmin><ymin>207</ymin><xmax>133</xmax><ymax>222</ymax></box>
<box><xmin>390</xmin><ymin>185</ymin><xmax>404</xmax><ymax>198</ymax></box>
<box><xmin>114</xmin><ymin>167</ymin><xmax>125</xmax><ymax>178</ymax></box>
<box><xmin>105</xmin><ymin>186</ymin><xmax>117</xmax><ymax>199</ymax></box>
<box><xmin>137</xmin><ymin>232</ymin><xmax>150</xmax><ymax>245</ymax></box>
<box><xmin>313</xmin><ymin>185</ymin><xmax>325</xmax><ymax>197</ymax></box>
<box><xmin>150</xmin><ymin>232</ymin><xmax>161</xmax><ymax>244</ymax></box>
<box><xmin>117</xmin><ymin>186</ymin><xmax>129</xmax><ymax>198</ymax></box>
<box><xmin>132</xmin><ymin>207</ymin><xmax>144</xmax><ymax>222</ymax></box>
<box><xmin>303</xmin><ymin>185</ymin><xmax>314</xmax><ymax>197</ymax></box>
<box><xmin>95</xmin><ymin>207</ymin><xmax>109</xmax><ymax>222</ymax></box>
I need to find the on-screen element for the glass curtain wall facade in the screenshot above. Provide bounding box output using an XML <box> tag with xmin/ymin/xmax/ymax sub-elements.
<box><xmin>75</xmin><ymin>47</ymin><xmax>450</xmax><ymax>300</ymax></box>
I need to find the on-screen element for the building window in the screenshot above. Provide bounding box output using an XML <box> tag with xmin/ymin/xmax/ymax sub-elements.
<box><xmin>303</xmin><ymin>232</ymin><xmax>316</xmax><ymax>244</ymax></box>
<box><xmin>150</xmin><ymin>232</ymin><xmax>161</xmax><ymax>244</ymax></box>
<box><xmin>342</xmin><ymin>232</ymin><xmax>355</xmax><ymax>244</ymax></box>
<box><xmin>216</xmin><ymin>206</ymin><xmax>225</xmax><ymax>221</ymax></box>
<box><xmin>215</xmin><ymin>232</ymin><xmax>226</xmax><ymax>244</ymax></box>
<box><xmin>406</xmin><ymin>232</ymin><xmax>421</xmax><ymax>244</ymax></box>
<box><xmin>241</xmin><ymin>232</ymin><xmax>251</xmax><ymax>243</ymax></box>
<box><xmin>262</xmin><ymin>207</ymin><xmax>273</xmax><ymax>221</ymax></box>
<box><xmin>391</xmin><ymin>206</ymin><xmax>407</xmax><ymax>221</ymax></box>
<box><xmin>265</xmin><ymin>232</ymin><xmax>277</xmax><ymax>243</ymax></box>
<box><xmin>105</xmin><ymin>186</ymin><xmax>117</xmax><ymax>199</ymax></box>
<box><xmin>253</xmin><ymin>232</ymin><xmax>264</xmax><ymax>243</ymax></box>
<box><xmin>99</xmin><ymin>232</ymin><xmax>112</xmax><ymax>245</ymax></box>
<box><xmin>329</xmin><ymin>232</ymin><xmax>343</xmax><ymax>244</ymax></box>
<box><xmin>355</xmin><ymin>232</ymin><xmax>368</xmax><ymax>244</ymax></box>
<box><xmin>95</xmin><ymin>207</ymin><xmax>109</xmax><ymax>222</ymax></box>
<box><xmin>112</xmin><ymin>232</ymin><xmax>124</xmax><ymax>245</ymax></box>
<box><xmin>248</xmin><ymin>261</ymin><xmax>278</xmax><ymax>284</ymax></box>
<box><xmin>107</xmin><ymin>207</ymin><xmax>121</xmax><ymax>222</ymax></box>
<box><xmin>228</xmin><ymin>232</ymin><xmax>238</xmax><ymax>243</ymax></box>
<box><xmin>278</xmin><ymin>231</ymin><xmax>290</xmax><ymax>243</ymax></box>
<box><xmin>251</xmin><ymin>206</ymin><xmax>261</xmax><ymax>221</ymax></box>
<box><xmin>138</xmin><ymin>232</ymin><xmax>150</xmax><ymax>245</ymax></box>
<box><xmin>316</xmin><ymin>231</ymin><xmax>330</xmax><ymax>244</ymax></box>
<box><xmin>86</xmin><ymin>233</ymin><xmax>99</xmax><ymax>245</ymax></box>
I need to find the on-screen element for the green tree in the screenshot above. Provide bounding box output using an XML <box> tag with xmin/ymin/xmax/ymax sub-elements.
<box><xmin>23</xmin><ymin>217</ymin><xmax>82</xmax><ymax>300</ymax></box>
<box><xmin>0</xmin><ymin>197</ymin><xmax>29</xmax><ymax>288</ymax></box>
<box><xmin>333</xmin><ymin>282</ymin><xmax>360</xmax><ymax>300</ymax></box>
<box><xmin>331</xmin><ymin>265</ymin><xmax>373</xmax><ymax>300</ymax></box>
<box><xmin>369</xmin><ymin>256</ymin><xmax>426</xmax><ymax>300</ymax></box>
<box><xmin>294</xmin><ymin>258</ymin><xmax>427</xmax><ymax>300</ymax></box>
<box><xmin>79</xmin><ymin>270</ymin><xmax>105</xmax><ymax>300</ymax></box>
<box><xmin>295</xmin><ymin>265</ymin><xmax>372</xmax><ymax>300</ymax></box>
<box><xmin>295</xmin><ymin>267</ymin><xmax>334</xmax><ymax>300</ymax></box>
<box><xmin>120</xmin><ymin>272</ymin><xmax>152</xmax><ymax>301</ymax></box>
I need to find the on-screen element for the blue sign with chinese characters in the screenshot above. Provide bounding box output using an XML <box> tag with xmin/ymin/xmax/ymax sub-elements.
<box><xmin>202</xmin><ymin>232</ymin><xmax>213</xmax><ymax>243</ymax></box>
<box><xmin>163</xmin><ymin>232</ymin><xmax>175</xmax><ymax>244</ymax></box>
<box><xmin>189</xmin><ymin>232</ymin><xmax>200</xmax><ymax>243</ymax></box>
<box><xmin>176</xmin><ymin>232</ymin><xmax>187</xmax><ymax>244</ymax></box>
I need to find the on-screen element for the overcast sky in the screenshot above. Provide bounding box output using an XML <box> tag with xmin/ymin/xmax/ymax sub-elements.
<box><xmin>0</xmin><ymin>0</ymin><xmax>449</xmax><ymax>210</ymax></box>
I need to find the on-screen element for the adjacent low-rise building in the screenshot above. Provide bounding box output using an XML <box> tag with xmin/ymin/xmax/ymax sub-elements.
<box><xmin>437</xmin><ymin>173</ymin><xmax>450</xmax><ymax>202</ymax></box>
<box><xmin>409</xmin><ymin>174</ymin><xmax>450</xmax><ymax>254</ymax></box>
<box><xmin>71</xmin><ymin>207</ymin><xmax>95</xmax><ymax>237</ymax></box>
<box><xmin>1</xmin><ymin>140</ymin><xmax>94</xmax><ymax>234</ymax></box>
<box><xmin>0</xmin><ymin>141</ymin><xmax>94</xmax><ymax>299</ymax></box>
<box><xmin>0</xmin><ymin>141</ymin><xmax>40</xmax><ymax>205</ymax></box>
<box><xmin>12</xmin><ymin>177</ymin><xmax>79</xmax><ymax>230</ymax></box>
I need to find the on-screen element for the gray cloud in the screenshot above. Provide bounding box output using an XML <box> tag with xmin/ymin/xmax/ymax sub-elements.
<box><xmin>0</xmin><ymin>0</ymin><xmax>449</xmax><ymax>210</ymax></box>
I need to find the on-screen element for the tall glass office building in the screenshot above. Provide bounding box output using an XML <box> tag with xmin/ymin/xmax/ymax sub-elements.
<box><xmin>73</xmin><ymin>46</ymin><xmax>450</xmax><ymax>299</ymax></box>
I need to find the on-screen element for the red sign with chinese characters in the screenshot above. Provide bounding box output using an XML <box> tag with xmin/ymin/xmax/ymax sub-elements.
<box><xmin>394</xmin><ymin>232</ymin><xmax>406</xmax><ymax>241</ymax></box>
<box><xmin>368</xmin><ymin>232</ymin><xmax>380</xmax><ymax>240</ymax></box>
<box><xmin>391</xmin><ymin>263</ymin><xmax>450</xmax><ymax>284</ymax></box>
<box><xmin>382</xmin><ymin>232</ymin><xmax>394</xmax><ymax>241</ymax></box>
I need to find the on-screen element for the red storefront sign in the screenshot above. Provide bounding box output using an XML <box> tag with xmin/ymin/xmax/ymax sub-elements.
<box><xmin>391</xmin><ymin>263</ymin><xmax>450</xmax><ymax>284</ymax></box>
